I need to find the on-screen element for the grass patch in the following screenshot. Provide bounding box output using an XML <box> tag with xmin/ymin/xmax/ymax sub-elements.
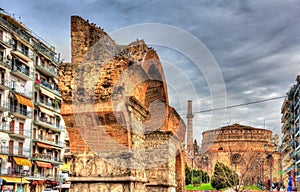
<box><xmin>186</xmin><ymin>183</ymin><xmax>216</xmax><ymax>190</ymax></box>
<box><xmin>242</xmin><ymin>185</ymin><xmax>261</xmax><ymax>190</ymax></box>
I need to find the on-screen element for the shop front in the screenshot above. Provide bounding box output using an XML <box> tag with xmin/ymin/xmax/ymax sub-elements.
<box><xmin>0</xmin><ymin>176</ymin><xmax>30</xmax><ymax>192</ymax></box>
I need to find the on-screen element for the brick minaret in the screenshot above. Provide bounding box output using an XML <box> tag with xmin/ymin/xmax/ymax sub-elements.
<box><xmin>187</xmin><ymin>100</ymin><xmax>194</xmax><ymax>155</ymax></box>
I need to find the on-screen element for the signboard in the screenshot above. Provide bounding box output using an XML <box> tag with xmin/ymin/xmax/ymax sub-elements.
<box><xmin>280</xmin><ymin>171</ymin><xmax>284</xmax><ymax>175</ymax></box>
<box><xmin>2</xmin><ymin>185</ymin><xmax>14</xmax><ymax>192</ymax></box>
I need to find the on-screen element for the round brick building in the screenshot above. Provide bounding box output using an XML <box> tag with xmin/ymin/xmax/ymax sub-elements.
<box><xmin>198</xmin><ymin>123</ymin><xmax>281</xmax><ymax>186</ymax></box>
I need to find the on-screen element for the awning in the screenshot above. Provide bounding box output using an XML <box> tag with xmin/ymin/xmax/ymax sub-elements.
<box><xmin>55</xmin><ymin>95</ymin><xmax>62</xmax><ymax>101</ymax></box>
<box><xmin>0</xmin><ymin>132</ymin><xmax>10</xmax><ymax>141</ymax></box>
<box><xmin>40</xmin><ymin>87</ymin><xmax>56</xmax><ymax>99</ymax></box>
<box><xmin>36</xmin><ymin>142</ymin><xmax>52</xmax><ymax>149</ymax></box>
<box><xmin>0</xmin><ymin>154</ymin><xmax>8</xmax><ymax>159</ymax></box>
<box><xmin>13</xmin><ymin>157</ymin><xmax>32</xmax><ymax>167</ymax></box>
<box><xmin>0</xmin><ymin>176</ymin><xmax>30</xmax><ymax>183</ymax></box>
<box><xmin>60</xmin><ymin>163</ymin><xmax>70</xmax><ymax>171</ymax></box>
<box><xmin>39</xmin><ymin>106</ymin><xmax>54</xmax><ymax>116</ymax></box>
<box><xmin>36</xmin><ymin>161</ymin><xmax>52</xmax><ymax>168</ymax></box>
<box><xmin>15</xmin><ymin>94</ymin><xmax>34</xmax><ymax>108</ymax></box>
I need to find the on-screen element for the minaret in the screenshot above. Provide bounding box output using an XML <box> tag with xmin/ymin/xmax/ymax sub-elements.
<box><xmin>187</xmin><ymin>100</ymin><xmax>194</xmax><ymax>155</ymax></box>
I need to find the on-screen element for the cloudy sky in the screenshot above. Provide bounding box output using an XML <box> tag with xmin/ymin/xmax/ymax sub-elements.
<box><xmin>2</xmin><ymin>0</ymin><xmax>300</xmax><ymax>142</ymax></box>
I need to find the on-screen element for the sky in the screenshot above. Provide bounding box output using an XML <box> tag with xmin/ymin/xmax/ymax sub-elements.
<box><xmin>1</xmin><ymin>0</ymin><xmax>300</xmax><ymax>143</ymax></box>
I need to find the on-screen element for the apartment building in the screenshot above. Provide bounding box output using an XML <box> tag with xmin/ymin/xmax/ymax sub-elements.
<box><xmin>0</xmin><ymin>10</ymin><xmax>66</xmax><ymax>192</ymax></box>
<box><xmin>281</xmin><ymin>75</ymin><xmax>300</xmax><ymax>190</ymax></box>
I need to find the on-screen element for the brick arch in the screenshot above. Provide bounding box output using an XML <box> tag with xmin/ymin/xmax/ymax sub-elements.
<box><xmin>141</xmin><ymin>49</ymin><xmax>169</xmax><ymax>106</ymax></box>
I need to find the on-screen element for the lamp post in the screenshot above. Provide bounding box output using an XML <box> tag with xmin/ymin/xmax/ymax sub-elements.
<box><xmin>202</xmin><ymin>155</ymin><xmax>208</xmax><ymax>183</ymax></box>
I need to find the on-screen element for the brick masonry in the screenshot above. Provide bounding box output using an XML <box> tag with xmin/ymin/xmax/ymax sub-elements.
<box><xmin>59</xmin><ymin>16</ymin><xmax>186</xmax><ymax>192</ymax></box>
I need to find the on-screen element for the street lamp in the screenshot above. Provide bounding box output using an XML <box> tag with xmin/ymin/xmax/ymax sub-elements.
<box><xmin>202</xmin><ymin>155</ymin><xmax>208</xmax><ymax>183</ymax></box>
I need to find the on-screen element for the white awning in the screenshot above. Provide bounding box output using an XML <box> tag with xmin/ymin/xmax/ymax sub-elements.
<box><xmin>40</xmin><ymin>87</ymin><xmax>55</xmax><ymax>99</ymax></box>
<box><xmin>39</xmin><ymin>106</ymin><xmax>54</xmax><ymax>116</ymax></box>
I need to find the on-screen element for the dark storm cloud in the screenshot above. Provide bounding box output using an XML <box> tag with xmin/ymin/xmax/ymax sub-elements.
<box><xmin>2</xmin><ymin>0</ymin><xmax>300</xmax><ymax>141</ymax></box>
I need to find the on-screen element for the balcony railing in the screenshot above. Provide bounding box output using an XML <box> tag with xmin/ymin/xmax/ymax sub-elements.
<box><xmin>0</xmin><ymin>146</ymin><xmax>9</xmax><ymax>154</ymax></box>
<box><xmin>8</xmin><ymin>126</ymin><xmax>30</xmax><ymax>137</ymax></box>
<box><xmin>36</xmin><ymin>64</ymin><xmax>58</xmax><ymax>77</ymax></box>
<box><xmin>33</xmin><ymin>42</ymin><xmax>60</xmax><ymax>64</ymax></box>
<box><xmin>0</xmin><ymin>58</ymin><xmax>12</xmax><ymax>69</ymax></box>
<box><xmin>0</xmin><ymin>100</ymin><xmax>9</xmax><ymax>110</ymax></box>
<box><xmin>37</xmin><ymin>99</ymin><xmax>60</xmax><ymax>113</ymax></box>
<box><xmin>0</xmin><ymin>16</ymin><xmax>30</xmax><ymax>43</ymax></box>
<box><xmin>34</xmin><ymin>117</ymin><xmax>64</xmax><ymax>131</ymax></box>
<box><xmin>8</xmin><ymin>146</ymin><xmax>30</xmax><ymax>157</ymax></box>
<box><xmin>10</xmin><ymin>85</ymin><xmax>33</xmax><ymax>98</ymax></box>
<box><xmin>0</xmin><ymin>78</ymin><xmax>10</xmax><ymax>89</ymax></box>
<box><xmin>10</xmin><ymin>105</ymin><xmax>33</xmax><ymax>118</ymax></box>
<box><xmin>11</xmin><ymin>64</ymin><xmax>34</xmax><ymax>80</ymax></box>
<box><xmin>34</xmin><ymin>135</ymin><xmax>64</xmax><ymax>148</ymax></box>
<box><xmin>12</xmin><ymin>47</ymin><xmax>34</xmax><ymax>61</ymax></box>
<box><xmin>35</xmin><ymin>79</ymin><xmax>61</xmax><ymax>96</ymax></box>
<box><xmin>32</xmin><ymin>153</ymin><xmax>62</xmax><ymax>163</ymax></box>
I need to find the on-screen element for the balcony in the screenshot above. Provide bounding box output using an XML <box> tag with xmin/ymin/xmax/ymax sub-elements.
<box><xmin>10</xmin><ymin>86</ymin><xmax>33</xmax><ymax>99</ymax></box>
<box><xmin>0</xmin><ymin>37</ymin><xmax>12</xmax><ymax>48</ymax></box>
<box><xmin>0</xmin><ymin>146</ymin><xmax>9</xmax><ymax>155</ymax></box>
<box><xmin>11</xmin><ymin>64</ymin><xmax>34</xmax><ymax>81</ymax></box>
<box><xmin>295</xmin><ymin>97</ymin><xmax>300</xmax><ymax>109</ymax></box>
<box><xmin>8</xmin><ymin>125</ymin><xmax>30</xmax><ymax>139</ymax></box>
<box><xmin>11</xmin><ymin>47</ymin><xmax>33</xmax><ymax>63</ymax></box>
<box><xmin>32</xmin><ymin>153</ymin><xmax>62</xmax><ymax>164</ymax></box>
<box><xmin>35</xmin><ymin>99</ymin><xmax>60</xmax><ymax>114</ymax></box>
<box><xmin>0</xmin><ymin>16</ymin><xmax>30</xmax><ymax>44</ymax></box>
<box><xmin>10</xmin><ymin>105</ymin><xmax>32</xmax><ymax>119</ymax></box>
<box><xmin>0</xmin><ymin>78</ymin><xmax>10</xmax><ymax>91</ymax></box>
<box><xmin>33</xmin><ymin>42</ymin><xmax>60</xmax><ymax>64</ymax></box>
<box><xmin>8</xmin><ymin>146</ymin><xmax>30</xmax><ymax>158</ymax></box>
<box><xmin>33</xmin><ymin>135</ymin><xmax>64</xmax><ymax>148</ymax></box>
<box><xmin>35</xmin><ymin>79</ymin><xmax>61</xmax><ymax>97</ymax></box>
<box><xmin>0</xmin><ymin>58</ymin><xmax>12</xmax><ymax>69</ymax></box>
<box><xmin>0</xmin><ymin>100</ymin><xmax>9</xmax><ymax>112</ymax></box>
<box><xmin>35</xmin><ymin>64</ymin><xmax>58</xmax><ymax>78</ymax></box>
<box><xmin>33</xmin><ymin>117</ymin><xmax>64</xmax><ymax>132</ymax></box>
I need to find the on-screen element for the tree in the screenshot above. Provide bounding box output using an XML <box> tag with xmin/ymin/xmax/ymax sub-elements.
<box><xmin>185</xmin><ymin>164</ymin><xmax>191</xmax><ymax>184</ymax></box>
<box><xmin>211</xmin><ymin>162</ymin><xmax>238</xmax><ymax>190</ymax></box>
<box><xmin>185</xmin><ymin>164</ymin><xmax>209</xmax><ymax>185</ymax></box>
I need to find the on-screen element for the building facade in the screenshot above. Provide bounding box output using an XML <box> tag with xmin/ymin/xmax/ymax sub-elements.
<box><xmin>0</xmin><ymin>10</ymin><xmax>66</xmax><ymax>192</ymax></box>
<box><xmin>199</xmin><ymin>124</ymin><xmax>280</xmax><ymax>187</ymax></box>
<box><xmin>281</xmin><ymin>75</ymin><xmax>300</xmax><ymax>190</ymax></box>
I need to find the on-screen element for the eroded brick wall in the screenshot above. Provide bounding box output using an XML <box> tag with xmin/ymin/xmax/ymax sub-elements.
<box><xmin>59</xmin><ymin>16</ymin><xmax>186</xmax><ymax>192</ymax></box>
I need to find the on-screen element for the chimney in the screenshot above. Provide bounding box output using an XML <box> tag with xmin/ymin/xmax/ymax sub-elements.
<box><xmin>187</xmin><ymin>100</ymin><xmax>194</xmax><ymax>155</ymax></box>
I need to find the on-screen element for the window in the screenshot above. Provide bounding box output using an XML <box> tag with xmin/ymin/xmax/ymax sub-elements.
<box><xmin>19</xmin><ymin>122</ymin><xmax>24</xmax><ymax>135</ymax></box>
<box><xmin>18</xmin><ymin>142</ymin><xmax>23</xmax><ymax>156</ymax></box>
<box><xmin>9</xmin><ymin>140</ymin><xmax>13</xmax><ymax>155</ymax></box>
<box><xmin>21</xmin><ymin>44</ymin><xmax>29</xmax><ymax>56</ymax></box>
